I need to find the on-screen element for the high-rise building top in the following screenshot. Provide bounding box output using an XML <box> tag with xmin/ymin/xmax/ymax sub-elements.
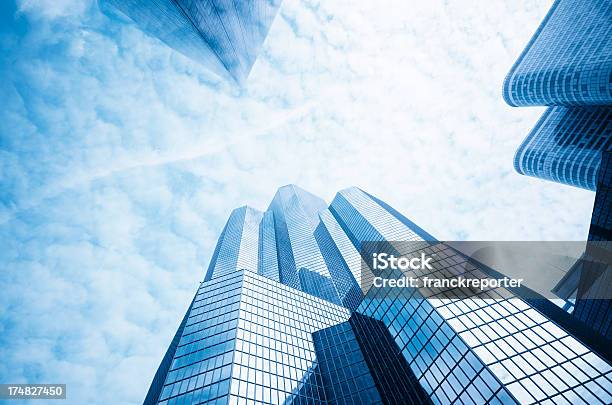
<box><xmin>101</xmin><ymin>0</ymin><xmax>282</xmax><ymax>84</ymax></box>
<box><xmin>269</xmin><ymin>185</ymin><xmax>332</xmax><ymax>286</ymax></box>
<box><xmin>503</xmin><ymin>0</ymin><xmax>612</xmax><ymax>107</ymax></box>
<box><xmin>147</xmin><ymin>185</ymin><xmax>612</xmax><ymax>404</ymax></box>
<box><xmin>503</xmin><ymin>0</ymin><xmax>612</xmax><ymax>191</ymax></box>
<box><xmin>204</xmin><ymin>205</ymin><xmax>263</xmax><ymax>281</ymax></box>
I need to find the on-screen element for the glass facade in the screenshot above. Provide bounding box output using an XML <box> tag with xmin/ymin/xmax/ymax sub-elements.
<box><xmin>269</xmin><ymin>185</ymin><xmax>341</xmax><ymax>303</ymax></box>
<box><xmin>349</xmin><ymin>312</ymin><xmax>432</xmax><ymax>405</ymax></box>
<box><xmin>314</xmin><ymin>312</ymin><xmax>431</xmax><ymax>404</ymax></box>
<box><xmin>258</xmin><ymin>210</ymin><xmax>280</xmax><ymax>282</ymax></box>
<box><xmin>229</xmin><ymin>272</ymin><xmax>348</xmax><ymax>404</ymax></box>
<box><xmin>312</xmin><ymin>319</ymin><xmax>383</xmax><ymax>404</ymax></box>
<box><xmin>156</xmin><ymin>273</ymin><xmax>241</xmax><ymax>404</ymax></box>
<box><xmin>149</xmin><ymin>271</ymin><xmax>349</xmax><ymax>405</ymax></box>
<box><xmin>147</xmin><ymin>185</ymin><xmax>612</xmax><ymax>404</ymax></box>
<box><xmin>504</xmin><ymin>0</ymin><xmax>612</xmax><ymax>190</ymax></box>
<box><xmin>514</xmin><ymin>106</ymin><xmax>611</xmax><ymax>190</ymax></box>
<box><xmin>205</xmin><ymin>206</ymin><xmax>263</xmax><ymax>281</ymax></box>
<box><xmin>502</xmin><ymin>0</ymin><xmax>612</xmax><ymax>107</ymax></box>
<box><xmin>588</xmin><ymin>151</ymin><xmax>612</xmax><ymax>241</ymax></box>
<box><xmin>101</xmin><ymin>0</ymin><xmax>282</xmax><ymax>84</ymax></box>
<box><xmin>505</xmin><ymin>0</ymin><xmax>612</xmax><ymax>347</ymax></box>
<box><xmin>314</xmin><ymin>210</ymin><xmax>366</xmax><ymax>311</ymax></box>
<box><xmin>330</xmin><ymin>187</ymin><xmax>612</xmax><ymax>404</ymax></box>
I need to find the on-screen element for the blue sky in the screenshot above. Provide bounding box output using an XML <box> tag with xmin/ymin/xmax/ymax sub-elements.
<box><xmin>0</xmin><ymin>0</ymin><xmax>597</xmax><ymax>403</ymax></box>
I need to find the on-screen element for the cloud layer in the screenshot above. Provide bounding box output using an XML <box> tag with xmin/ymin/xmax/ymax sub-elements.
<box><xmin>0</xmin><ymin>0</ymin><xmax>595</xmax><ymax>403</ymax></box>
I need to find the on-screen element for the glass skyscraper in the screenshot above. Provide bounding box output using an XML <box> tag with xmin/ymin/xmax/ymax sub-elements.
<box><xmin>267</xmin><ymin>185</ymin><xmax>340</xmax><ymax>304</ymax></box>
<box><xmin>566</xmin><ymin>151</ymin><xmax>612</xmax><ymax>343</ymax></box>
<box><xmin>503</xmin><ymin>0</ymin><xmax>611</xmax><ymax>107</ymax></box>
<box><xmin>146</xmin><ymin>185</ymin><xmax>612</xmax><ymax>404</ymax></box>
<box><xmin>331</xmin><ymin>188</ymin><xmax>612</xmax><ymax>404</ymax></box>
<box><xmin>503</xmin><ymin>0</ymin><xmax>612</xmax><ymax>190</ymax></box>
<box><xmin>147</xmin><ymin>270</ymin><xmax>350</xmax><ymax>405</ymax></box>
<box><xmin>513</xmin><ymin>106</ymin><xmax>611</xmax><ymax>190</ymax></box>
<box><xmin>100</xmin><ymin>0</ymin><xmax>282</xmax><ymax>84</ymax></box>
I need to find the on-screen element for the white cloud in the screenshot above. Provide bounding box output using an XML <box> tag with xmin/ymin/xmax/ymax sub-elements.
<box><xmin>17</xmin><ymin>0</ymin><xmax>92</xmax><ymax>20</ymax></box>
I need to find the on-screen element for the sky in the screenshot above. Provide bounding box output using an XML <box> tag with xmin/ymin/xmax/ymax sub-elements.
<box><xmin>0</xmin><ymin>0</ymin><xmax>597</xmax><ymax>403</ymax></box>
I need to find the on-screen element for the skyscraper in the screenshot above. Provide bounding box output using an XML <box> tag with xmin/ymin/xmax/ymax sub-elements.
<box><xmin>503</xmin><ymin>0</ymin><xmax>611</xmax><ymax>107</ymax></box>
<box><xmin>330</xmin><ymin>187</ymin><xmax>612</xmax><ymax>404</ymax></box>
<box><xmin>146</xmin><ymin>185</ymin><xmax>612</xmax><ymax>404</ymax></box>
<box><xmin>268</xmin><ymin>185</ymin><xmax>341</xmax><ymax>304</ymax></box>
<box><xmin>513</xmin><ymin>107</ymin><xmax>611</xmax><ymax>190</ymax></box>
<box><xmin>503</xmin><ymin>0</ymin><xmax>612</xmax><ymax>190</ymax></box>
<box><xmin>146</xmin><ymin>270</ymin><xmax>350</xmax><ymax>405</ymax></box>
<box><xmin>100</xmin><ymin>0</ymin><xmax>282</xmax><ymax>84</ymax></box>
<box><xmin>204</xmin><ymin>206</ymin><xmax>263</xmax><ymax>281</ymax></box>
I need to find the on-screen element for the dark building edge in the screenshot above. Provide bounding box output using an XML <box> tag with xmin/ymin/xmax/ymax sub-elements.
<box><xmin>502</xmin><ymin>0</ymin><xmax>562</xmax><ymax>107</ymax></box>
<box><xmin>144</xmin><ymin>295</ymin><xmax>196</xmax><ymax>405</ymax></box>
<box><xmin>349</xmin><ymin>313</ymin><xmax>433</xmax><ymax>405</ymax></box>
<box><xmin>589</xmin><ymin>151</ymin><xmax>612</xmax><ymax>240</ymax></box>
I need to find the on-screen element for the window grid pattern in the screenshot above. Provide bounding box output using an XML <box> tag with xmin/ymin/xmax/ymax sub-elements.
<box><xmin>207</xmin><ymin>206</ymin><xmax>263</xmax><ymax>280</ymax></box>
<box><xmin>314</xmin><ymin>211</ymin><xmax>366</xmax><ymax>311</ymax></box>
<box><xmin>229</xmin><ymin>272</ymin><xmax>350</xmax><ymax>404</ymax></box>
<box><xmin>298</xmin><ymin>267</ymin><xmax>342</xmax><ymax>306</ymax></box>
<box><xmin>330</xmin><ymin>187</ymin><xmax>612</xmax><ymax>404</ymax></box>
<box><xmin>349</xmin><ymin>313</ymin><xmax>433</xmax><ymax>405</ymax></box>
<box><xmin>156</xmin><ymin>271</ymin><xmax>350</xmax><ymax>405</ymax></box>
<box><xmin>148</xmin><ymin>185</ymin><xmax>612</xmax><ymax>404</ymax></box>
<box><xmin>335</xmin><ymin>188</ymin><xmax>423</xmax><ymax>243</ymax></box>
<box><xmin>514</xmin><ymin>106</ymin><xmax>612</xmax><ymax>190</ymax></box>
<box><xmin>258</xmin><ymin>210</ymin><xmax>280</xmax><ymax>281</ymax></box>
<box><xmin>157</xmin><ymin>273</ymin><xmax>244</xmax><ymax>404</ymax></box>
<box><xmin>236</xmin><ymin>207</ymin><xmax>263</xmax><ymax>274</ymax></box>
<box><xmin>103</xmin><ymin>0</ymin><xmax>281</xmax><ymax>83</ymax></box>
<box><xmin>359</xmin><ymin>280</ymin><xmax>514</xmax><ymax>405</ymax></box>
<box><xmin>312</xmin><ymin>322</ymin><xmax>383</xmax><ymax>404</ymax></box>
<box><xmin>588</xmin><ymin>150</ymin><xmax>612</xmax><ymax>241</ymax></box>
<box><xmin>503</xmin><ymin>0</ymin><xmax>612</xmax><ymax>107</ymax></box>
<box><xmin>320</xmin><ymin>209</ymin><xmax>372</xmax><ymax>287</ymax></box>
<box><xmin>269</xmin><ymin>185</ymin><xmax>338</xmax><ymax>303</ymax></box>
<box><xmin>361</xmin><ymin>242</ymin><xmax>612</xmax><ymax>404</ymax></box>
<box><xmin>270</xmin><ymin>207</ymin><xmax>300</xmax><ymax>290</ymax></box>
